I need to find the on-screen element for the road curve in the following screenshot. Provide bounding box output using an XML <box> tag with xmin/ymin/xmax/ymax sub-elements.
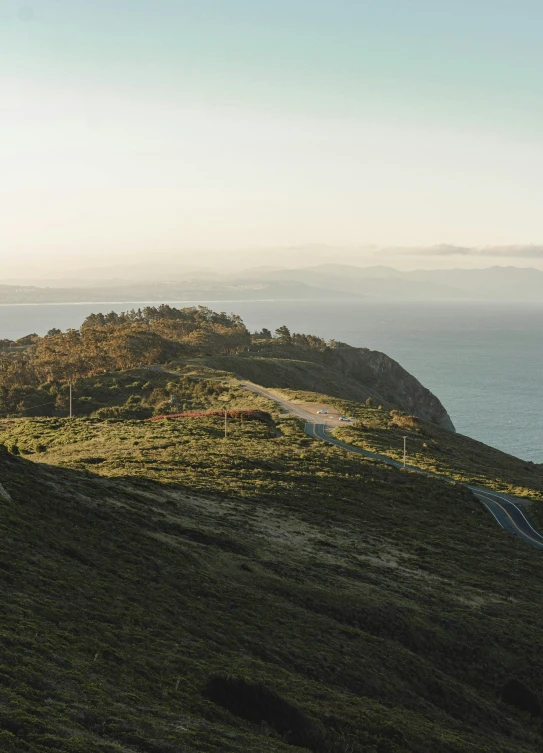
<box><xmin>241</xmin><ymin>383</ymin><xmax>543</xmax><ymax>550</ymax></box>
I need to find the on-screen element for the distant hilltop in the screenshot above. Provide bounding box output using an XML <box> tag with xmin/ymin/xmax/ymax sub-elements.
<box><xmin>1</xmin><ymin>264</ymin><xmax>542</xmax><ymax>304</ymax></box>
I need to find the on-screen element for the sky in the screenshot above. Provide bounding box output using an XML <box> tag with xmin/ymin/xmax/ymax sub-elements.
<box><xmin>2</xmin><ymin>0</ymin><xmax>543</xmax><ymax>278</ymax></box>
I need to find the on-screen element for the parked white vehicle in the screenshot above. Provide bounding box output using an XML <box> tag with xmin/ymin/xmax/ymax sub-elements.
<box><xmin>339</xmin><ymin>416</ymin><xmax>352</xmax><ymax>421</ymax></box>
<box><xmin>317</xmin><ymin>410</ymin><xmax>329</xmax><ymax>414</ymax></box>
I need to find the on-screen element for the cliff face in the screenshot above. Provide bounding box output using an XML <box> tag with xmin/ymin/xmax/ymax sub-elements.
<box><xmin>322</xmin><ymin>347</ymin><xmax>455</xmax><ymax>431</ymax></box>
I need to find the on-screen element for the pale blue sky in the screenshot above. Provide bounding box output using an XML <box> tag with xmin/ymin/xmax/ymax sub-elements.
<box><xmin>2</xmin><ymin>0</ymin><xmax>543</xmax><ymax>275</ymax></box>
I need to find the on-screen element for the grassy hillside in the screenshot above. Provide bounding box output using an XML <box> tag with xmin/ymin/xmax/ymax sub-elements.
<box><xmin>2</xmin><ymin>305</ymin><xmax>543</xmax><ymax>751</ymax></box>
<box><xmin>333</xmin><ymin>410</ymin><xmax>543</xmax><ymax>500</ymax></box>
<box><xmin>255</xmin><ymin>388</ymin><xmax>543</xmax><ymax>501</ymax></box>
<box><xmin>2</xmin><ymin>406</ymin><xmax>543</xmax><ymax>751</ymax></box>
<box><xmin>1</xmin><ymin>305</ymin><xmax>453</xmax><ymax>430</ymax></box>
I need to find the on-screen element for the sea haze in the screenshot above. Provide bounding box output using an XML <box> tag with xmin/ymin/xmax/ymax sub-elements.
<box><xmin>1</xmin><ymin>300</ymin><xmax>541</xmax><ymax>464</ymax></box>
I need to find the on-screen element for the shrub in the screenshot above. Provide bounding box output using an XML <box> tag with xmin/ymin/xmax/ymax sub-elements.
<box><xmin>92</xmin><ymin>406</ymin><xmax>123</xmax><ymax>420</ymax></box>
<box><xmin>390</xmin><ymin>413</ymin><xmax>420</xmax><ymax>432</ymax></box>
<box><xmin>501</xmin><ymin>678</ymin><xmax>541</xmax><ymax>717</ymax></box>
<box><xmin>204</xmin><ymin>675</ymin><xmax>320</xmax><ymax>749</ymax></box>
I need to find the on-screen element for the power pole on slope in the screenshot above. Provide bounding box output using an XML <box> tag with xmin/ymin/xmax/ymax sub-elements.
<box><xmin>224</xmin><ymin>409</ymin><xmax>228</xmax><ymax>439</ymax></box>
<box><xmin>403</xmin><ymin>435</ymin><xmax>407</xmax><ymax>468</ymax></box>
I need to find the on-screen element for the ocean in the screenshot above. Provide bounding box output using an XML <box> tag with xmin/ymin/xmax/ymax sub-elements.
<box><xmin>1</xmin><ymin>299</ymin><xmax>541</xmax><ymax>463</ymax></box>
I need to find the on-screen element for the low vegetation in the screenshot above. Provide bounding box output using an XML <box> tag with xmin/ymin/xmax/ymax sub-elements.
<box><xmin>3</xmin><ymin>410</ymin><xmax>543</xmax><ymax>751</ymax></box>
<box><xmin>331</xmin><ymin>402</ymin><xmax>543</xmax><ymax>500</ymax></box>
<box><xmin>231</xmin><ymin>385</ymin><xmax>543</xmax><ymax>502</ymax></box>
<box><xmin>2</xmin><ymin>306</ymin><xmax>543</xmax><ymax>751</ymax></box>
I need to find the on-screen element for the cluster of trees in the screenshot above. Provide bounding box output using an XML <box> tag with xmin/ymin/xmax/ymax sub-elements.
<box><xmin>82</xmin><ymin>305</ymin><xmax>246</xmax><ymax>331</ymax></box>
<box><xmin>0</xmin><ymin>306</ymin><xmax>251</xmax><ymax>417</ymax></box>
<box><xmin>253</xmin><ymin>325</ymin><xmax>350</xmax><ymax>350</ymax></box>
<box><xmin>273</xmin><ymin>326</ymin><xmax>327</xmax><ymax>348</ymax></box>
<box><xmin>0</xmin><ymin>306</ymin><xmax>351</xmax><ymax>418</ymax></box>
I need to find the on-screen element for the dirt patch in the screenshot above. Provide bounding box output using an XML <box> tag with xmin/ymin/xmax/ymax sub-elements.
<box><xmin>294</xmin><ymin>402</ymin><xmax>349</xmax><ymax>427</ymax></box>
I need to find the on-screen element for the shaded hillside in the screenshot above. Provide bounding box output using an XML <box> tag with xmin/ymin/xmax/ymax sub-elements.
<box><xmin>2</xmin><ymin>414</ymin><xmax>543</xmax><ymax>751</ymax></box>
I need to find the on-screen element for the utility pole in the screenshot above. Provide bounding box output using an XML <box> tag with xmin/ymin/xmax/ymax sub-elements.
<box><xmin>67</xmin><ymin>359</ymin><xmax>94</xmax><ymax>420</ymax></box>
<box><xmin>224</xmin><ymin>409</ymin><xmax>228</xmax><ymax>439</ymax></box>
<box><xmin>403</xmin><ymin>435</ymin><xmax>407</xmax><ymax>468</ymax></box>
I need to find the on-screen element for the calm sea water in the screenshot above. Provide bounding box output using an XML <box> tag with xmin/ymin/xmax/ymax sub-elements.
<box><xmin>1</xmin><ymin>300</ymin><xmax>541</xmax><ymax>463</ymax></box>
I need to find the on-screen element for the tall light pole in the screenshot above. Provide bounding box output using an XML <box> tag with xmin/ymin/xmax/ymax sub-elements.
<box><xmin>403</xmin><ymin>435</ymin><xmax>408</xmax><ymax>468</ymax></box>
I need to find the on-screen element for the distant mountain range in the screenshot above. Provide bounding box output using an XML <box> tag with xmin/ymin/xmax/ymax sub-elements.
<box><xmin>0</xmin><ymin>265</ymin><xmax>541</xmax><ymax>304</ymax></box>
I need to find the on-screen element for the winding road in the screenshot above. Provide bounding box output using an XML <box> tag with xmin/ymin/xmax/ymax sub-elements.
<box><xmin>241</xmin><ymin>383</ymin><xmax>543</xmax><ymax>550</ymax></box>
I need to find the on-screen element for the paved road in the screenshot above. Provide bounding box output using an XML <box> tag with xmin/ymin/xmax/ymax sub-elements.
<box><xmin>241</xmin><ymin>383</ymin><xmax>543</xmax><ymax>550</ymax></box>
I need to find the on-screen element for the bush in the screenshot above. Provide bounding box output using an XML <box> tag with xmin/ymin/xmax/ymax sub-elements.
<box><xmin>390</xmin><ymin>413</ymin><xmax>420</xmax><ymax>432</ymax></box>
<box><xmin>204</xmin><ymin>675</ymin><xmax>321</xmax><ymax>749</ymax></box>
<box><xmin>92</xmin><ymin>397</ymin><xmax>153</xmax><ymax>421</ymax></box>
<box><xmin>0</xmin><ymin>730</ymin><xmax>17</xmax><ymax>752</ymax></box>
<box><xmin>92</xmin><ymin>406</ymin><xmax>123</xmax><ymax>420</ymax></box>
<box><xmin>501</xmin><ymin>678</ymin><xmax>541</xmax><ymax>717</ymax></box>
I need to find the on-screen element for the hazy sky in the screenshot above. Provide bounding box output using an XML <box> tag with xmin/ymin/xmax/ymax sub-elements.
<box><xmin>2</xmin><ymin>0</ymin><xmax>543</xmax><ymax>277</ymax></box>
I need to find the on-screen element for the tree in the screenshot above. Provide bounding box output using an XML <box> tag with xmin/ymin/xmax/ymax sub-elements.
<box><xmin>274</xmin><ymin>326</ymin><xmax>292</xmax><ymax>345</ymax></box>
<box><xmin>306</xmin><ymin>334</ymin><xmax>326</xmax><ymax>349</ymax></box>
<box><xmin>292</xmin><ymin>333</ymin><xmax>309</xmax><ymax>347</ymax></box>
<box><xmin>253</xmin><ymin>328</ymin><xmax>272</xmax><ymax>339</ymax></box>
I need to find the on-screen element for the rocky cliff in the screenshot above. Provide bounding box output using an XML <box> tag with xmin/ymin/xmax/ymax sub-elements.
<box><xmin>322</xmin><ymin>346</ymin><xmax>455</xmax><ymax>431</ymax></box>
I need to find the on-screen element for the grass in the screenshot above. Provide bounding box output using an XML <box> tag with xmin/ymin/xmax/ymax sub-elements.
<box><xmin>222</xmin><ymin>384</ymin><xmax>543</xmax><ymax>501</ymax></box>
<box><xmin>2</xmin><ymin>350</ymin><xmax>543</xmax><ymax>752</ymax></box>
<box><xmin>2</xmin><ymin>401</ymin><xmax>543</xmax><ymax>751</ymax></box>
<box><xmin>330</xmin><ymin>404</ymin><xmax>543</xmax><ymax>500</ymax></box>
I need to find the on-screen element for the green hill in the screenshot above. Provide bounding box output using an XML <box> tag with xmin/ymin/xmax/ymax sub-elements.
<box><xmin>2</xmin><ymin>306</ymin><xmax>543</xmax><ymax>751</ymax></box>
<box><xmin>2</xmin><ymin>406</ymin><xmax>543</xmax><ymax>752</ymax></box>
<box><xmin>0</xmin><ymin>306</ymin><xmax>453</xmax><ymax>430</ymax></box>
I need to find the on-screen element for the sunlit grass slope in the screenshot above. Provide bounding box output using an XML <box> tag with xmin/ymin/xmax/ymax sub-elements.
<box><xmin>327</xmin><ymin>398</ymin><xmax>543</xmax><ymax>500</ymax></box>
<box><xmin>220</xmin><ymin>384</ymin><xmax>543</xmax><ymax>502</ymax></box>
